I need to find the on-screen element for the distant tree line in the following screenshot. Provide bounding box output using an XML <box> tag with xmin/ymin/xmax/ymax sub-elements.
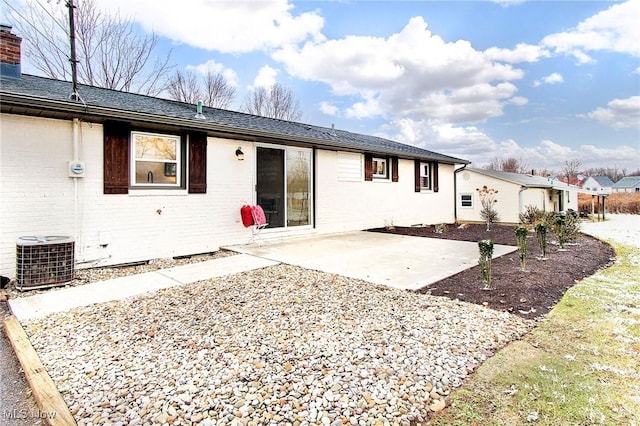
<box><xmin>484</xmin><ymin>157</ymin><xmax>639</xmax><ymax>182</ymax></box>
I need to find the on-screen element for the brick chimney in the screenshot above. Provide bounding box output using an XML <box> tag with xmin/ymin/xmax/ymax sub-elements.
<box><xmin>0</xmin><ymin>24</ymin><xmax>22</xmax><ymax>79</ymax></box>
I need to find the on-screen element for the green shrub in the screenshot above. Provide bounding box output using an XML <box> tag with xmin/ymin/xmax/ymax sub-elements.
<box><xmin>434</xmin><ymin>223</ymin><xmax>448</xmax><ymax>234</ymax></box>
<box><xmin>519</xmin><ymin>205</ymin><xmax>545</xmax><ymax>225</ymax></box>
<box><xmin>535</xmin><ymin>222</ymin><xmax>548</xmax><ymax>258</ymax></box>
<box><xmin>514</xmin><ymin>226</ymin><xmax>528</xmax><ymax>270</ymax></box>
<box><xmin>552</xmin><ymin>214</ymin><xmax>581</xmax><ymax>249</ymax></box>
<box><xmin>478</xmin><ymin>239</ymin><xmax>494</xmax><ymax>289</ymax></box>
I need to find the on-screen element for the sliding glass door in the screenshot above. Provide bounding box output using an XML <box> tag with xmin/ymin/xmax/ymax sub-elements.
<box><xmin>256</xmin><ymin>145</ymin><xmax>312</xmax><ymax>229</ymax></box>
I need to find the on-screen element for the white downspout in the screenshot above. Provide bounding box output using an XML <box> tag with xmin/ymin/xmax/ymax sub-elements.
<box><xmin>72</xmin><ymin>118</ymin><xmax>80</xmax><ymax>161</ymax></box>
<box><xmin>518</xmin><ymin>186</ymin><xmax>527</xmax><ymax>218</ymax></box>
<box><xmin>71</xmin><ymin>118</ymin><xmax>82</xmax><ymax>262</ymax></box>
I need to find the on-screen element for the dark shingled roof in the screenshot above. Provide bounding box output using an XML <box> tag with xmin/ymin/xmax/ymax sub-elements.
<box><xmin>591</xmin><ymin>176</ymin><xmax>614</xmax><ymax>187</ymax></box>
<box><xmin>1</xmin><ymin>74</ymin><xmax>469</xmax><ymax>165</ymax></box>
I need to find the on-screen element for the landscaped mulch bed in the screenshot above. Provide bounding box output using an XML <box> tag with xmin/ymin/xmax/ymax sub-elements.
<box><xmin>371</xmin><ymin>223</ymin><xmax>616</xmax><ymax>319</ymax></box>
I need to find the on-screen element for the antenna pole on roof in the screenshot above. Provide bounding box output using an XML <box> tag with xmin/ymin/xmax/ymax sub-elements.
<box><xmin>67</xmin><ymin>0</ymin><xmax>80</xmax><ymax>101</ymax></box>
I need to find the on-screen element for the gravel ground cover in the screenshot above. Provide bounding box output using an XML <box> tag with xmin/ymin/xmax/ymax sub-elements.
<box><xmin>5</xmin><ymin>251</ymin><xmax>235</xmax><ymax>299</ymax></box>
<box><xmin>23</xmin><ymin>264</ymin><xmax>532</xmax><ymax>425</ymax></box>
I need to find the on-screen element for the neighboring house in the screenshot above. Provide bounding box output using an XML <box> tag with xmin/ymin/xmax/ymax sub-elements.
<box><xmin>612</xmin><ymin>177</ymin><xmax>640</xmax><ymax>193</ymax></box>
<box><xmin>455</xmin><ymin>168</ymin><xmax>580</xmax><ymax>224</ymax></box>
<box><xmin>0</xmin><ymin>26</ymin><xmax>468</xmax><ymax>279</ymax></box>
<box><xmin>556</xmin><ymin>175</ymin><xmax>585</xmax><ymax>187</ymax></box>
<box><xmin>581</xmin><ymin>176</ymin><xmax>614</xmax><ymax>194</ymax></box>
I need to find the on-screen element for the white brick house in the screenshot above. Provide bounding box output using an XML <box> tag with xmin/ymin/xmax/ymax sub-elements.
<box><xmin>0</xmin><ymin>27</ymin><xmax>468</xmax><ymax>280</ymax></box>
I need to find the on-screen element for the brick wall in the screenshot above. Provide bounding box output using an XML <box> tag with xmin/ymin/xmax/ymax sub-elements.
<box><xmin>0</xmin><ymin>25</ymin><xmax>21</xmax><ymax>66</ymax></box>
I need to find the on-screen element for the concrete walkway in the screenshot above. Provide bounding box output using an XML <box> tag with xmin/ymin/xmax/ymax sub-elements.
<box><xmin>8</xmin><ymin>254</ymin><xmax>278</xmax><ymax>321</ymax></box>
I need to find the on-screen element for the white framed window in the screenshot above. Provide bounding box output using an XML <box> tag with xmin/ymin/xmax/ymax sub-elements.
<box><xmin>420</xmin><ymin>162</ymin><xmax>431</xmax><ymax>190</ymax></box>
<box><xmin>460</xmin><ymin>193</ymin><xmax>473</xmax><ymax>208</ymax></box>
<box><xmin>131</xmin><ymin>131</ymin><xmax>181</xmax><ymax>187</ymax></box>
<box><xmin>373</xmin><ymin>157</ymin><xmax>389</xmax><ymax>179</ymax></box>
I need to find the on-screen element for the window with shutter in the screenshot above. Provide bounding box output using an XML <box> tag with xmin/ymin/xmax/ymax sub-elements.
<box><xmin>103</xmin><ymin>122</ymin><xmax>207</xmax><ymax>194</ymax></box>
<box><xmin>414</xmin><ymin>160</ymin><xmax>439</xmax><ymax>192</ymax></box>
<box><xmin>131</xmin><ymin>131</ymin><xmax>181</xmax><ymax>187</ymax></box>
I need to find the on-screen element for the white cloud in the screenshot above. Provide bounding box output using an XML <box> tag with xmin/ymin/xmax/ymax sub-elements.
<box><xmin>273</xmin><ymin>16</ymin><xmax>524</xmax><ymax>124</ymax></box>
<box><xmin>533</xmin><ymin>72</ymin><xmax>564</xmax><ymax>87</ymax></box>
<box><xmin>541</xmin><ymin>0</ymin><xmax>640</xmax><ymax>63</ymax></box>
<box><xmin>346</xmin><ymin>96</ymin><xmax>383</xmax><ymax>119</ymax></box>
<box><xmin>379</xmin><ymin>117</ymin><xmax>639</xmax><ymax>171</ymax></box>
<box><xmin>92</xmin><ymin>0</ymin><xmax>325</xmax><ymax>53</ymax></box>
<box><xmin>251</xmin><ymin>65</ymin><xmax>279</xmax><ymax>90</ymax></box>
<box><xmin>379</xmin><ymin>118</ymin><xmax>497</xmax><ymax>158</ymax></box>
<box><xmin>472</xmin><ymin>139</ymin><xmax>639</xmax><ymax>171</ymax></box>
<box><xmin>584</xmin><ymin>96</ymin><xmax>640</xmax><ymax>129</ymax></box>
<box><xmin>484</xmin><ymin>43</ymin><xmax>549</xmax><ymax>64</ymax></box>
<box><xmin>489</xmin><ymin>0</ymin><xmax>527</xmax><ymax>6</ymax></box>
<box><xmin>186</xmin><ymin>59</ymin><xmax>239</xmax><ymax>87</ymax></box>
<box><xmin>509</xmin><ymin>96</ymin><xmax>529</xmax><ymax>106</ymax></box>
<box><xmin>319</xmin><ymin>101</ymin><xmax>339</xmax><ymax>116</ymax></box>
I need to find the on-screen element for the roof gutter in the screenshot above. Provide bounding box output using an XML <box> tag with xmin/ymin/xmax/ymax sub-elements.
<box><xmin>0</xmin><ymin>91</ymin><xmax>469</xmax><ymax>165</ymax></box>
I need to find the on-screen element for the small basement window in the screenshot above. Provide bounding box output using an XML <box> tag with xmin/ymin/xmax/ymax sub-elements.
<box><xmin>460</xmin><ymin>193</ymin><xmax>473</xmax><ymax>208</ymax></box>
<box><xmin>131</xmin><ymin>131</ymin><xmax>181</xmax><ymax>187</ymax></box>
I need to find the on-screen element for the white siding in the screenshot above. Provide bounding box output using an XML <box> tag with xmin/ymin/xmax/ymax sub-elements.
<box><xmin>1</xmin><ymin>114</ymin><xmax>459</xmax><ymax>278</ymax></box>
<box><xmin>456</xmin><ymin>170</ymin><xmax>523</xmax><ymax>224</ymax></box>
<box><xmin>455</xmin><ymin>169</ymin><xmax>581</xmax><ymax>224</ymax></box>
<box><xmin>0</xmin><ymin>115</ymin><xmax>254</xmax><ymax>277</ymax></box>
<box><xmin>315</xmin><ymin>151</ymin><xmax>455</xmax><ymax>232</ymax></box>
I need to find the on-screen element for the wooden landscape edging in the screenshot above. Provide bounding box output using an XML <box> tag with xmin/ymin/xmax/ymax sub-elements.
<box><xmin>3</xmin><ymin>315</ymin><xmax>77</xmax><ymax>426</ymax></box>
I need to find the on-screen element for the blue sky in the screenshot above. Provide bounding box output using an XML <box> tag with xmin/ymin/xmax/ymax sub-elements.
<box><xmin>4</xmin><ymin>0</ymin><xmax>639</xmax><ymax>172</ymax></box>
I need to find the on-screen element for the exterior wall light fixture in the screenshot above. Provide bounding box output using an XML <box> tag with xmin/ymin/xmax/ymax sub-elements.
<box><xmin>235</xmin><ymin>147</ymin><xmax>244</xmax><ymax>160</ymax></box>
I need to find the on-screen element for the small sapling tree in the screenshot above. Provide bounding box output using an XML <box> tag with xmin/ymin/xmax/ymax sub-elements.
<box><xmin>478</xmin><ymin>239</ymin><xmax>494</xmax><ymax>290</ymax></box>
<box><xmin>535</xmin><ymin>222</ymin><xmax>548</xmax><ymax>259</ymax></box>
<box><xmin>514</xmin><ymin>226</ymin><xmax>528</xmax><ymax>271</ymax></box>
<box><xmin>476</xmin><ymin>186</ymin><xmax>500</xmax><ymax>231</ymax></box>
<box><xmin>553</xmin><ymin>216</ymin><xmax>567</xmax><ymax>249</ymax></box>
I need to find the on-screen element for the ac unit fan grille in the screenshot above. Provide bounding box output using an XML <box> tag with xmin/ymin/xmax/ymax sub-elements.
<box><xmin>16</xmin><ymin>236</ymin><xmax>75</xmax><ymax>290</ymax></box>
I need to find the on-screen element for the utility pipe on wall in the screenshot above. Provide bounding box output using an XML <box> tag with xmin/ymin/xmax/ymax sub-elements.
<box><xmin>72</xmin><ymin>117</ymin><xmax>79</xmax><ymax>161</ymax></box>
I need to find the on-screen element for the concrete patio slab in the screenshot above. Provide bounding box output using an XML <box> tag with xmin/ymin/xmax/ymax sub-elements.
<box><xmin>228</xmin><ymin>231</ymin><xmax>516</xmax><ymax>290</ymax></box>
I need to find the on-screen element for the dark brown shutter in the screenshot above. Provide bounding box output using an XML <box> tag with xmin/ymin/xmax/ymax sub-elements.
<box><xmin>188</xmin><ymin>132</ymin><xmax>207</xmax><ymax>194</ymax></box>
<box><xmin>432</xmin><ymin>162</ymin><xmax>439</xmax><ymax>192</ymax></box>
<box><xmin>103</xmin><ymin>121</ymin><xmax>130</xmax><ymax>194</ymax></box>
<box><xmin>414</xmin><ymin>160</ymin><xmax>421</xmax><ymax>192</ymax></box>
<box><xmin>364</xmin><ymin>153</ymin><xmax>373</xmax><ymax>181</ymax></box>
<box><xmin>391</xmin><ymin>157</ymin><xmax>399</xmax><ymax>182</ymax></box>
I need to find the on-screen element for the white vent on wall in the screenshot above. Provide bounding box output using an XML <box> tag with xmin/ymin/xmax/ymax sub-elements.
<box><xmin>337</xmin><ymin>151</ymin><xmax>363</xmax><ymax>182</ymax></box>
<box><xmin>16</xmin><ymin>236</ymin><xmax>75</xmax><ymax>291</ymax></box>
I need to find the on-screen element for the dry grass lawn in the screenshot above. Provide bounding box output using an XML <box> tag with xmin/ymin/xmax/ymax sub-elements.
<box><xmin>428</xmin><ymin>242</ymin><xmax>640</xmax><ymax>425</ymax></box>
